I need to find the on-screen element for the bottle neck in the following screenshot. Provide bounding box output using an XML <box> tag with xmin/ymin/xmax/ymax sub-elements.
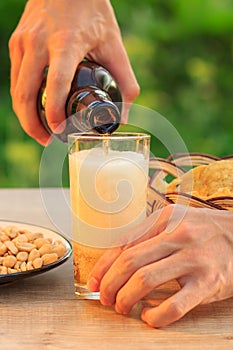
<box><xmin>67</xmin><ymin>88</ymin><xmax>120</xmax><ymax>134</ymax></box>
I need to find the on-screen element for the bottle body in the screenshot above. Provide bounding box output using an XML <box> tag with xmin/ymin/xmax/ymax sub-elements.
<box><xmin>38</xmin><ymin>61</ymin><xmax>122</xmax><ymax>142</ymax></box>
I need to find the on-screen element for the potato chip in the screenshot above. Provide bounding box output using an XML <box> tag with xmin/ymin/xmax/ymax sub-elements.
<box><xmin>166</xmin><ymin>160</ymin><xmax>233</xmax><ymax>200</ymax></box>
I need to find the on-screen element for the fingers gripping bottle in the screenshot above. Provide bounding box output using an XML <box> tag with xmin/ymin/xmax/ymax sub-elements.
<box><xmin>37</xmin><ymin>61</ymin><xmax>122</xmax><ymax>142</ymax></box>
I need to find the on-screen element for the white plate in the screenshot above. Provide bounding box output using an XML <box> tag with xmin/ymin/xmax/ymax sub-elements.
<box><xmin>0</xmin><ymin>220</ymin><xmax>72</xmax><ymax>285</ymax></box>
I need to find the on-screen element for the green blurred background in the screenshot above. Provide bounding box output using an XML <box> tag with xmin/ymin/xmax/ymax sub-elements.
<box><xmin>0</xmin><ymin>0</ymin><xmax>232</xmax><ymax>187</ymax></box>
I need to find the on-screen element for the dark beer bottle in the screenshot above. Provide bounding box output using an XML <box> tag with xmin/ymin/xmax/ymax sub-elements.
<box><xmin>37</xmin><ymin>60</ymin><xmax>122</xmax><ymax>142</ymax></box>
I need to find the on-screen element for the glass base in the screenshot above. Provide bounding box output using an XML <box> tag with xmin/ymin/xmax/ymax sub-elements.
<box><xmin>74</xmin><ymin>284</ymin><xmax>100</xmax><ymax>300</ymax></box>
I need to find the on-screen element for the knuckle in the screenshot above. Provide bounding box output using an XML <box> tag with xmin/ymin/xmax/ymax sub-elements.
<box><xmin>186</xmin><ymin>248</ymin><xmax>199</xmax><ymax>265</ymax></box>
<box><xmin>166</xmin><ymin>300</ymin><xmax>185</xmax><ymax>319</ymax></box>
<box><xmin>52</xmin><ymin>29</ymin><xmax>74</xmax><ymax>48</ymax></box>
<box><xmin>134</xmin><ymin>267</ymin><xmax>154</xmax><ymax>290</ymax></box>
<box><xmin>123</xmin><ymin>83</ymin><xmax>140</xmax><ymax>102</ymax></box>
<box><xmin>8</xmin><ymin>35</ymin><xmax>16</xmax><ymax>51</ymax></box>
<box><xmin>25</xmin><ymin>29</ymin><xmax>39</xmax><ymax>48</ymax></box>
<box><xmin>13</xmin><ymin>87</ymin><xmax>33</xmax><ymax>105</ymax></box>
<box><xmin>8</xmin><ymin>31</ymin><xmax>23</xmax><ymax>51</ymax></box>
<box><xmin>133</xmin><ymin>83</ymin><xmax>140</xmax><ymax>97</ymax></box>
<box><xmin>119</xmin><ymin>249</ymin><xmax>136</xmax><ymax>271</ymax></box>
<box><xmin>177</xmin><ymin>222</ymin><xmax>194</xmax><ymax>242</ymax></box>
<box><xmin>48</xmin><ymin>70</ymin><xmax>70</xmax><ymax>89</ymax></box>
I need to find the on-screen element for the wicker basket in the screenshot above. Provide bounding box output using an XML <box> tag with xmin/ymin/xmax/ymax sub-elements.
<box><xmin>147</xmin><ymin>153</ymin><xmax>233</xmax><ymax>214</ymax></box>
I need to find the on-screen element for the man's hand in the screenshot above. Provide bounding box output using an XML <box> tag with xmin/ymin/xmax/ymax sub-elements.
<box><xmin>9</xmin><ymin>0</ymin><xmax>139</xmax><ymax>145</ymax></box>
<box><xmin>88</xmin><ymin>205</ymin><xmax>233</xmax><ymax>328</ymax></box>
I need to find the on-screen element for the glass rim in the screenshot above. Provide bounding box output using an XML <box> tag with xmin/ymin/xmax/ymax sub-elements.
<box><xmin>68</xmin><ymin>132</ymin><xmax>150</xmax><ymax>141</ymax></box>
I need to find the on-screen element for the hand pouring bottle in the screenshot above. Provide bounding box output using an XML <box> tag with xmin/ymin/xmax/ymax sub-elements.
<box><xmin>37</xmin><ymin>60</ymin><xmax>122</xmax><ymax>142</ymax></box>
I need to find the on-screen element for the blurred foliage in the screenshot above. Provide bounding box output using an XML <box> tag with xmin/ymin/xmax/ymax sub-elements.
<box><xmin>0</xmin><ymin>0</ymin><xmax>232</xmax><ymax>187</ymax></box>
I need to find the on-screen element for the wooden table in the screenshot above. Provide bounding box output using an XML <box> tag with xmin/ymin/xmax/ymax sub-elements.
<box><xmin>0</xmin><ymin>189</ymin><xmax>232</xmax><ymax>350</ymax></box>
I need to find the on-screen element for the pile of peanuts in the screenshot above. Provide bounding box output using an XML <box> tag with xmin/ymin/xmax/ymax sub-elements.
<box><xmin>0</xmin><ymin>225</ymin><xmax>67</xmax><ymax>275</ymax></box>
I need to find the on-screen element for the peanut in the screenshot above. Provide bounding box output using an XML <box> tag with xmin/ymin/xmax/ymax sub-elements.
<box><xmin>16</xmin><ymin>251</ymin><xmax>28</xmax><ymax>262</ymax></box>
<box><xmin>33</xmin><ymin>232</ymin><xmax>44</xmax><ymax>240</ymax></box>
<box><xmin>53</xmin><ymin>244</ymin><xmax>66</xmax><ymax>258</ymax></box>
<box><xmin>4</xmin><ymin>226</ymin><xmax>18</xmax><ymax>239</ymax></box>
<box><xmin>26</xmin><ymin>261</ymin><xmax>34</xmax><ymax>271</ymax></box>
<box><xmin>0</xmin><ymin>266</ymin><xmax>8</xmax><ymax>274</ymax></box>
<box><xmin>5</xmin><ymin>240</ymin><xmax>18</xmax><ymax>255</ymax></box>
<box><xmin>42</xmin><ymin>253</ymin><xmax>58</xmax><ymax>265</ymax></box>
<box><xmin>22</xmin><ymin>230</ymin><xmax>34</xmax><ymax>241</ymax></box>
<box><xmin>25</xmin><ymin>231</ymin><xmax>43</xmax><ymax>241</ymax></box>
<box><xmin>33</xmin><ymin>238</ymin><xmax>47</xmax><ymax>249</ymax></box>
<box><xmin>16</xmin><ymin>242</ymin><xmax>36</xmax><ymax>252</ymax></box>
<box><xmin>13</xmin><ymin>234</ymin><xmax>28</xmax><ymax>244</ymax></box>
<box><xmin>14</xmin><ymin>261</ymin><xmax>21</xmax><ymax>271</ymax></box>
<box><xmin>0</xmin><ymin>224</ymin><xmax>67</xmax><ymax>274</ymax></box>
<box><xmin>28</xmin><ymin>248</ymin><xmax>40</xmax><ymax>262</ymax></box>
<box><xmin>39</xmin><ymin>243</ymin><xmax>53</xmax><ymax>256</ymax></box>
<box><xmin>3</xmin><ymin>255</ymin><xmax>17</xmax><ymax>268</ymax></box>
<box><xmin>20</xmin><ymin>261</ymin><xmax>27</xmax><ymax>272</ymax></box>
<box><xmin>0</xmin><ymin>243</ymin><xmax>7</xmax><ymax>256</ymax></box>
<box><xmin>32</xmin><ymin>257</ymin><xmax>43</xmax><ymax>269</ymax></box>
<box><xmin>0</xmin><ymin>232</ymin><xmax>9</xmax><ymax>242</ymax></box>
